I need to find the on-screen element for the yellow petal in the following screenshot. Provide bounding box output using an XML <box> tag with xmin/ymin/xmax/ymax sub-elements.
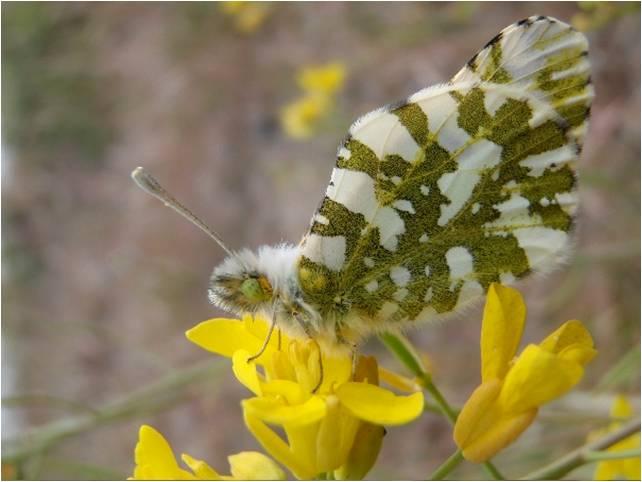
<box><xmin>594</xmin><ymin>436</ymin><xmax>641</xmax><ymax>481</ymax></box>
<box><xmin>181</xmin><ymin>454</ymin><xmax>222</xmax><ymax>480</ymax></box>
<box><xmin>243</xmin><ymin>315</ymin><xmax>291</xmax><ymax>348</ymax></box>
<box><xmin>611</xmin><ymin>395</ymin><xmax>634</xmax><ymax>419</ymax></box>
<box><xmin>454</xmin><ymin>379</ymin><xmax>538</xmax><ymax>462</ymax></box>
<box><xmin>242</xmin><ymin>395</ymin><xmax>327</xmax><ymax>427</ymax></box>
<box><xmin>461</xmin><ymin>409</ymin><xmax>537</xmax><ymax>463</ymax></box>
<box><xmin>378</xmin><ymin>366</ymin><xmax>421</xmax><ymax>393</ymax></box>
<box><xmin>232</xmin><ymin>350</ymin><xmax>263</xmax><ymax>395</ymax></box>
<box><xmin>280</xmin><ymin>95</ymin><xmax>330</xmax><ymax>139</ymax></box>
<box><xmin>591</xmin><ymin>396</ymin><xmax>640</xmax><ymax>480</ymax></box>
<box><xmin>454</xmin><ymin>379</ymin><xmax>502</xmax><ymax>450</ymax></box>
<box><xmin>594</xmin><ymin>460</ymin><xmax>621</xmax><ymax>481</ymax></box>
<box><xmin>315</xmin><ymin>396</ymin><xmax>360</xmax><ymax>473</ymax></box>
<box><xmin>305</xmin><ymin>342</ymin><xmax>323</xmax><ymax>393</ymax></box>
<box><xmin>266</xmin><ymin>350</ymin><xmax>297</xmax><ymax>382</ymax></box>
<box><xmin>556</xmin><ymin>343</ymin><xmax>598</xmax><ymax>366</ymax></box>
<box><xmin>319</xmin><ymin>353</ymin><xmax>353</xmax><ymax>392</ymax></box>
<box><xmin>499</xmin><ymin>344</ymin><xmax>585</xmax><ymax>412</ymax></box>
<box><xmin>539</xmin><ymin>320</ymin><xmax>595</xmax><ymax>364</ymax></box>
<box><xmin>336</xmin><ymin>382</ymin><xmax>424</xmax><ymax>425</ymax></box>
<box><xmin>334</xmin><ymin>422</ymin><xmax>385</xmax><ymax>480</ymax></box>
<box><xmin>261</xmin><ymin>379</ymin><xmax>306</xmax><ymax>405</ymax></box>
<box><xmin>228</xmin><ymin>452</ymin><xmax>286</xmax><ymax>480</ymax></box>
<box><xmin>297</xmin><ymin>63</ymin><xmax>346</xmax><ymax>96</ymax></box>
<box><xmin>186</xmin><ymin>319</ymin><xmax>273</xmax><ymax>363</ymax></box>
<box><xmin>244</xmin><ymin>413</ymin><xmax>315</xmax><ymax>480</ymax></box>
<box><xmin>133</xmin><ymin>425</ymin><xmax>195</xmax><ymax>480</ymax></box>
<box><xmin>481</xmin><ymin>283</ymin><xmax>526</xmax><ymax>382</ymax></box>
<box><xmin>284</xmin><ymin>422</ymin><xmax>321</xmax><ymax>475</ymax></box>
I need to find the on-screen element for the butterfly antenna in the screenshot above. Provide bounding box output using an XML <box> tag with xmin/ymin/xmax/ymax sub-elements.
<box><xmin>131</xmin><ymin>167</ymin><xmax>234</xmax><ymax>257</ymax></box>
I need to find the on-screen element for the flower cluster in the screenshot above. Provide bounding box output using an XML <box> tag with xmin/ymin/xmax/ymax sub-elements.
<box><xmin>186</xmin><ymin>315</ymin><xmax>424</xmax><ymax>479</ymax></box>
<box><xmin>130</xmin><ymin>282</ymin><xmax>612</xmax><ymax>479</ymax></box>
<box><xmin>280</xmin><ymin>63</ymin><xmax>346</xmax><ymax>138</ymax></box>
<box><xmin>454</xmin><ymin>284</ymin><xmax>597</xmax><ymax>462</ymax></box>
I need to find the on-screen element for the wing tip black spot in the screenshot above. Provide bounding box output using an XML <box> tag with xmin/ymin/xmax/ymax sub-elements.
<box><xmin>484</xmin><ymin>31</ymin><xmax>503</xmax><ymax>49</ymax></box>
<box><xmin>467</xmin><ymin>52</ymin><xmax>479</xmax><ymax>69</ymax></box>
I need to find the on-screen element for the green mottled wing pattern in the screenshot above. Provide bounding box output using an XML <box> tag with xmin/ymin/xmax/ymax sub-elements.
<box><xmin>297</xmin><ymin>16</ymin><xmax>593</xmax><ymax>332</ymax></box>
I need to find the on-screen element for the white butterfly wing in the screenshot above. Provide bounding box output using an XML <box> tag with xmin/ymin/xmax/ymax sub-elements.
<box><xmin>297</xmin><ymin>16</ymin><xmax>593</xmax><ymax>332</ymax></box>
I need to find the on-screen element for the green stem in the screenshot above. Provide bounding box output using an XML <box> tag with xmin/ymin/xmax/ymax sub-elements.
<box><xmin>584</xmin><ymin>448</ymin><xmax>641</xmax><ymax>461</ymax></box>
<box><xmin>483</xmin><ymin>461</ymin><xmax>505</xmax><ymax>480</ymax></box>
<box><xmin>424</xmin><ymin>401</ymin><xmax>444</xmax><ymax>415</ymax></box>
<box><xmin>2</xmin><ymin>394</ymin><xmax>99</xmax><ymax>416</ymax></box>
<box><xmin>381</xmin><ymin>333</ymin><xmax>505</xmax><ymax>480</ymax></box>
<box><xmin>31</xmin><ymin>456</ymin><xmax>126</xmax><ymax>479</ymax></box>
<box><xmin>3</xmin><ymin>359</ymin><xmax>225</xmax><ymax>462</ymax></box>
<box><xmin>521</xmin><ymin>417</ymin><xmax>641</xmax><ymax>480</ymax></box>
<box><xmin>430</xmin><ymin>449</ymin><xmax>463</xmax><ymax>480</ymax></box>
<box><xmin>422</xmin><ymin>377</ymin><xmax>458</xmax><ymax>424</ymax></box>
<box><xmin>379</xmin><ymin>332</ymin><xmax>426</xmax><ymax>379</ymax></box>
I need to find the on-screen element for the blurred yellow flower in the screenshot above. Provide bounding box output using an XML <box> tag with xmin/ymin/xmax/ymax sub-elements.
<box><xmin>281</xmin><ymin>62</ymin><xmax>346</xmax><ymax>139</ymax></box>
<box><xmin>591</xmin><ymin>395</ymin><xmax>641</xmax><ymax>480</ymax></box>
<box><xmin>297</xmin><ymin>63</ymin><xmax>346</xmax><ymax>97</ymax></box>
<box><xmin>280</xmin><ymin>94</ymin><xmax>332</xmax><ymax>139</ymax></box>
<box><xmin>454</xmin><ymin>283</ymin><xmax>597</xmax><ymax>463</ymax></box>
<box><xmin>220</xmin><ymin>2</ymin><xmax>270</xmax><ymax>34</ymax></box>
<box><xmin>131</xmin><ymin>424</ymin><xmax>285</xmax><ymax>480</ymax></box>
<box><xmin>187</xmin><ymin>315</ymin><xmax>423</xmax><ymax>479</ymax></box>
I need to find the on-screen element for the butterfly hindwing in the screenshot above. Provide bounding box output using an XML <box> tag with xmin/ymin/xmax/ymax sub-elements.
<box><xmin>297</xmin><ymin>16</ymin><xmax>593</xmax><ymax>331</ymax></box>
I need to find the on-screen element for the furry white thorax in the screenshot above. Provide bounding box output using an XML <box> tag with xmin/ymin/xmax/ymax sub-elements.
<box><xmin>208</xmin><ymin>243</ymin><xmax>325</xmax><ymax>343</ymax></box>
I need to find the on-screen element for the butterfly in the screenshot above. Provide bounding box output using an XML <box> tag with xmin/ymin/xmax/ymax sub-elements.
<box><xmin>133</xmin><ymin>15</ymin><xmax>593</xmax><ymax>357</ymax></box>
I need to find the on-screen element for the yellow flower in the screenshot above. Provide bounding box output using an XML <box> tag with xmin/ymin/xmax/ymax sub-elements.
<box><xmin>280</xmin><ymin>94</ymin><xmax>331</xmax><ymax>139</ymax></box>
<box><xmin>131</xmin><ymin>424</ymin><xmax>285</xmax><ymax>480</ymax></box>
<box><xmin>297</xmin><ymin>63</ymin><xmax>346</xmax><ymax>97</ymax></box>
<box><xmin>187</xmin><ymin>315</ymin><xmax>424</xmax><ymax>479</ymax></box>
<box><xmin>220</xmin><ymin>2</ymin><xmax>269</xmax><ymax>34</ymax></box>
<box><xmin>454</xmin><ymin>283</ymin><xmax>597</xmax><ymax>463</ymax></box>
<box><xmin>591</xmin><ymin>395</ymin><xmax>641</xmax><ymax>480</ymax></box>
<box><xmin>280</xmin><ymin>62</ymin><xmax>346</xmax><ymax>139</ymax></box>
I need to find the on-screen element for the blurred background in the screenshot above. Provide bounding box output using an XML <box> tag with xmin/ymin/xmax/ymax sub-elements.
<box><xmin>2</xmin><ymin>2</ymin><xmax>640</xmax><ymax>480</ymax></box>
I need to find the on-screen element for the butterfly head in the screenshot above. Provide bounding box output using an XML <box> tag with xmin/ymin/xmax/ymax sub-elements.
<box><xmin>208</xmin><ymin>250</ymin><xmax>275</xmax><ymax>314</ymax></box>
<box><xmin>208</xmin><ymin>244</ymin><xmax>302</xmax><ymax>318</ymax></box>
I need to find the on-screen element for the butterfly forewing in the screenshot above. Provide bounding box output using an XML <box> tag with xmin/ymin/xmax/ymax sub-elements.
<box><xmin>297</xmin><ymin>16</ymin><xmax>593</xmax><ymax>331</ymax></box>
<box><xmin>453</xmin><ymin>15</ymin><xmax>592</xmax><ymax>142</ymax></box>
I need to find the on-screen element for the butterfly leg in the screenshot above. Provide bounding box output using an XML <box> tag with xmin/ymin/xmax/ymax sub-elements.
<box><xmin>335</xmin><ymin>324</ymin><xmax>358</xmax><ymax>379</ymax></box>
<box><xmin>247</xmin><ymin>310</ymin><xmax>277</xmax><ymax>362</ymax></box>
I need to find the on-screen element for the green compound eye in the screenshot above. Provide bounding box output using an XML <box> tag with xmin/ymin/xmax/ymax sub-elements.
<box><xmin>240</xmin><ymin>278</ymin><xmax>271</xmax><ymax>303</ymax></box>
